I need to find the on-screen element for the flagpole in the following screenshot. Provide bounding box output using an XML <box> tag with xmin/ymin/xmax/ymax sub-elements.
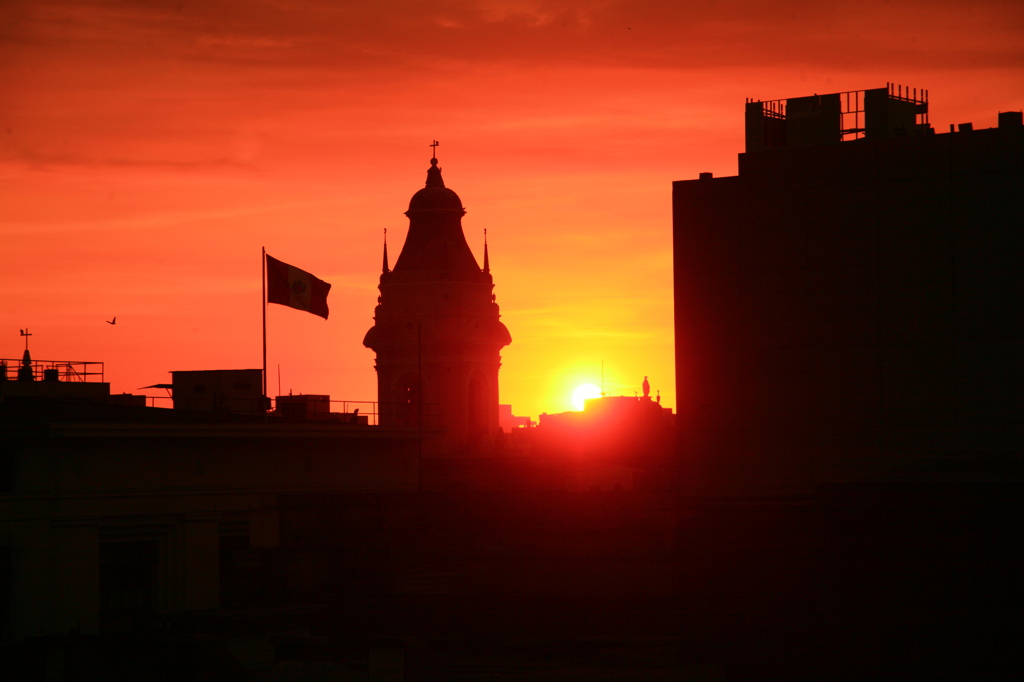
<box><xmin>262</xmin><ymin>246</ymin><xmax>267</xmax><ymax>399</ymax></box>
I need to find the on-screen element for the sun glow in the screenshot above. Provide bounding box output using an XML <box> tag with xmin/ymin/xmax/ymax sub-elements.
<box><xmin>571</xmin><ymin>383</ymin><xmax>602</xmax><ymax>411</ymax></box>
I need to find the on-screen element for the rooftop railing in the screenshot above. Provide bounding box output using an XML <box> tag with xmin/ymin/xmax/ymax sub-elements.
<box><xmin>0</xmin><ymin>358</ymin><xmax>105</xmax><ymax>383</ymax></box>
<box><xmin>746</xmin><ymin>83</ymin><xmax>929</xmax><ymax>143</ymax></box>
<box><xmin>137</xmin><ymin>394</ymin><xmax>442</xmax><ymax>427</ymax></box>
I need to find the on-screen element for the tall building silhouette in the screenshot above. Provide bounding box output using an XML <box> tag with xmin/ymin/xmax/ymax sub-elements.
<box><xmin>364</xmin><ymin>155</ymin><xmax>511</xmax><ymax>454</ymax></box>
<box><xmin>673</xmin><ymin>85</ymin><xmax>1024</xmax><ymax>494</ymax></box>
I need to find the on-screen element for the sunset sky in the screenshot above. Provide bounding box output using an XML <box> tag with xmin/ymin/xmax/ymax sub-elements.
<box><xmin>2</xmin><ymin>0</ymin><xmax>1022</xmax><ymax>419</ymax></box>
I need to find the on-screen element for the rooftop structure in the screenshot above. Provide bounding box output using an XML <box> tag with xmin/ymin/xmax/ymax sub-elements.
<box><xmin>745</xmin><ymin>82</ymin><xmax>931</xmax><ymax>151</ymax></box>
<box><xmin>0</xmin><ymin>356</ymin><xmax>144</xmax><ymax>407</ymax></box>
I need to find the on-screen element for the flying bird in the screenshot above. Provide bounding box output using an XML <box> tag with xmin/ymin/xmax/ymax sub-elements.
<box><xmin>106</xmin><ymin>317</ymin><xmax>116</xmax><ymax>325</ymax></box>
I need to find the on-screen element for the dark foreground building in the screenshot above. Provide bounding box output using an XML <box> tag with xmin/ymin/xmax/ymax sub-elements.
<box><xmin>1</xmin><ymin>358</ymin><xmax>684</xmax><ymax>681</ymax></box>
<box><xmin>0</xmin><ymin>361</ymin><xmax>419</xmax><ymax>641</ymax></box>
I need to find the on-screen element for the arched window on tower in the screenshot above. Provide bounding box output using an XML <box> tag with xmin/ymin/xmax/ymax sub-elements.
<box><xmin>394</xmin><ymin>372</ymin><xmax>422</xmax><ymax>428</ymax></box>
<box><xmin>467</xmin><ymin>372</ymin><xmax>488</xmax><ymax>439</ymax></box>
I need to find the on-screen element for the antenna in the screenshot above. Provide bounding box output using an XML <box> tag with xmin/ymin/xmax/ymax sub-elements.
<box><xmin>19</xmin><ymin>327</ymin><xmax>32</xmax><ymax>351</ymax></box>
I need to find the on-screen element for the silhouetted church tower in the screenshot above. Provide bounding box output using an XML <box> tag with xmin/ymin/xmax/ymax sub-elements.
<box><xmin>364</xmin><ymin>153</ymin><xmax>511</xmax><ymax>454</ymax></box>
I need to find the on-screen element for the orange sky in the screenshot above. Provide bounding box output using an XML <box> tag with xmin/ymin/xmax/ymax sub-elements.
<box><xmin>2</xmin><ymin>0</ymin><xmax>1023</xmax><ymax>419</ymax></box>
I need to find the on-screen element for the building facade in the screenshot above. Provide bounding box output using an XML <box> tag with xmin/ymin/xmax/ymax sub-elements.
<box><xmin>0</xmin><ymin>361</ymin><xmax>419</xmax><ymax>643</ymax></box>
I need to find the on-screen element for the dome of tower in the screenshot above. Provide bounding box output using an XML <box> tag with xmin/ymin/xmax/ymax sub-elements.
<box><xmin>407</xmin><ymin>158</ymin><xmax>465</xmax><ymax>213</ymax></box>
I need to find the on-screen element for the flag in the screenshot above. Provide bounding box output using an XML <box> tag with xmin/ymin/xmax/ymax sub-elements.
<box><xmin>266</xmin><ymin>253</ymin><xmax>331</xmax><ymax>319</ymax></box>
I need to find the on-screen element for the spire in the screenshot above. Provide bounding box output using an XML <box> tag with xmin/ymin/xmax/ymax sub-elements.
<box><xmin>425</xmin><ymin>156</ymin><xmax>445</xmax><ymax>188</ymax></box>
<box><xmin>18</xmin><ymin>329</ymin><xmax>33</xmax><ymax>381</ymax></box>
<box><xmin>425</xmin><ymin>140</ymin><xmax>444</xmax><ymax>188</ymax></box>
<box><xmin>483</xmin><ymin>228</ymin><xmax>490</xmax><ymax>274</ymax></box>
<box><xmin>382</xmin><ymin>229</ymin><xmax>390</xmax><ymax>274</ymax></box>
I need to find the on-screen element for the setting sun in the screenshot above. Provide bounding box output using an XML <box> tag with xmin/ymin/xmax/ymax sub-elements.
<box><xmin>571</xmin><ymin>384</ymin><xmax>602</xmax><ymax>411</ymax></box>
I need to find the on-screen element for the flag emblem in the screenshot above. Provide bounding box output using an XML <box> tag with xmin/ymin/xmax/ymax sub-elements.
<box><xmin>266</xmin><ymin>253</ymin><xmax>331</xmax><ymax>319</ymax></box>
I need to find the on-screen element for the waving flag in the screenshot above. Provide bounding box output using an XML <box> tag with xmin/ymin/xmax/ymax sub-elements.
<box><xmin>266</xmin><ymin>253</ymin><xmax>331</xmax><ymax>319</ymax></box>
